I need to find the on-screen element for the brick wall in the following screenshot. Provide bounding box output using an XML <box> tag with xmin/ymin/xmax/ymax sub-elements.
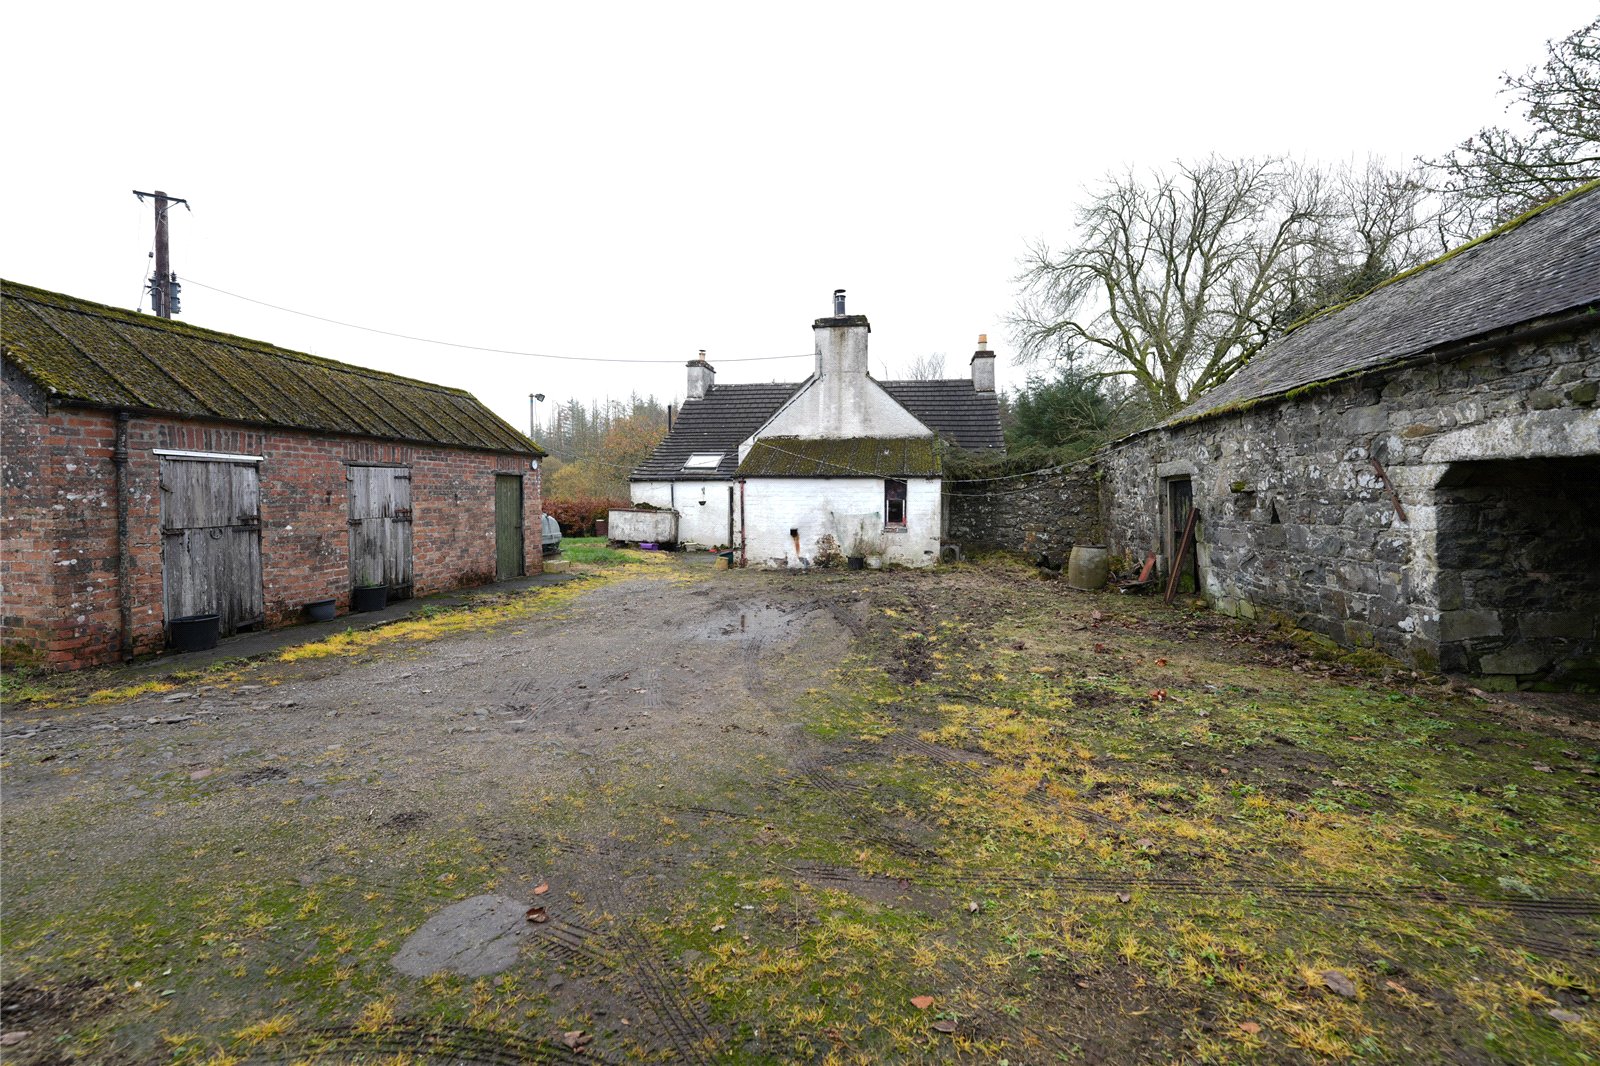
<box><xmin>0</xmin><ymin>375</ymin><xmax>540</xmax><ymax>670</ymax></box>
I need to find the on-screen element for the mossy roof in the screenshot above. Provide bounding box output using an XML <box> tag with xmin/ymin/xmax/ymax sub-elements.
<box><xmin>1</xmin><ymin>280</ymin><xmax>541</xmax><ymax>455</ymax></box>
<box><xmin>1170</xmin><ymin>182</ymin><xmax>1600</xmax><ymax>426</ymax></box>
<box><xmin>736</xmin><ymin>436</ymin><xmax>941</xmax><ymax>478</ymax></box>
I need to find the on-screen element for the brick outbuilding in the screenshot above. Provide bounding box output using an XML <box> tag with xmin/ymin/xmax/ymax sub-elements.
<box><xmin>1</xmin><ymin>280</ymin><xmax>544</xmax><ymax>670</ymax></box>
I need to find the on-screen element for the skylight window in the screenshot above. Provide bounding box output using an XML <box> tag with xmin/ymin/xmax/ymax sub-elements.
<box><xmin>683</xmin><ymin>453</ymin><xmax>724</xmax><ymax>470</ymax></box>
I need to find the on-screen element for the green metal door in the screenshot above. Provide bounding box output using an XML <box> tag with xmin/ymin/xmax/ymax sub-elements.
<box><xmin>495</xmin><ymin>474</ymin><xmax>524</xmax><ymax>581</ymax></box>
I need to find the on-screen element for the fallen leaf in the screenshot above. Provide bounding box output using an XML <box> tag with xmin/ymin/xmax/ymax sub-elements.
<box><xmin>1467</xmin><ymin>687</ymin><xmax>1492</xmax><ymax>700</ymax></box>
<box><xmin>932</xmin><ymin>1019</ymin><xmax>958</xmax><ymax>1034</ymax></box>
<box><xmin>1155</xmin><ymin>658</ymin><xmax>1168</xmax><ymax>667</ymax></box>
<box><xmin>1093</xmin><ymin>642</ymin><xmax>1107</xmax><ymax>654</ymax></box>
<box><xmin>1134</xmin><ymin>837</ymin><xmax>1155</xmax><ymax>849</ymax></box>
<box><xmin>966</xmin><ymin>900</ymin><xmax>980</xmax><ymax>913</ymax></box>
<box><xmin>1238</xmin><ymin>1021</ymin><xmax>1261</xmax><ymax>1034</ymax></box>
<box><xmin>1346</xmin><ymin>735</ymin><xmax>1372</xmax><ymax>742</ymax></box>
<box><xmin>910</xmin><ymin>995</ymin><xmax>935</xmax><ymax>1010</ymax></box>
<box><xmin>0</xmin><ymin>1032</ymin><xmax>31</xmax><ymax>1047</ymax></box>
<box><xmin>561</xmin><ymin>1030</ymin><xmax>593</xmax><ymax>1050</ymax></box>
<box><xmin>711</xmin><ymin>922</ymin><xmax>726</xmax><ymax>933</ymax></box>
<box><xmin>524</xmin><ymin>906</ymin><xmax>548</xmax><ymax>924</ymax></box>
<box><xmin>533</xmin><ymin>882</ymin><xmax>550</xmax><ymax>896</ymax></box>
<box><xmin>1115</xmin><ymin>891</ymin><xmax>1131</xmax><ymax>904</ymax></box>
<box><xmin>1548</xmin><ymin>1008</ymin><xmax>1582</xmax><ymax>1024</ymax></box>
<box><xmin>1148</xmin><ymin>689</ymin><xmax>1167</xmax><ymax>702</ymax></box>
<box><xmin>1384</xmin><ymin>979</ymin><xmax>1410</xmax><ymax>995</ymax></box>
<box><xmin>1532</xmin><ymin>763</ymin><xmax>1553</xmax><ymax>773</ymax></box>
<box><xmin>1091</xmin><ymin>610</ymin><xmax>1104</xmax><ymax>622</ymax></box>
<box><xmin>1320</xmin><ymin>970</ymin><xmax>1357</xmax><ymax>998</ymax></box>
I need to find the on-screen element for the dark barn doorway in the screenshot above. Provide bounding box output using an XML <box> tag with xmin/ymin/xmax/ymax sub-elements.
<box><xmin>1434</xmin><ymin>456</ymin><xmax>1600</xmax><ymax>689</ymax></box>
<box><xmin>1166</xmin><ymin>477</ymin><xmax>1199</xmax><ymax>595</ymax></box>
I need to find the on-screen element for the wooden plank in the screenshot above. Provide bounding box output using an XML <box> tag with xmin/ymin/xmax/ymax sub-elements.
<box><xmin>1164</xmin><ymin>507</ymin><xmax>1199</xmax><ymax>606</ymax></box>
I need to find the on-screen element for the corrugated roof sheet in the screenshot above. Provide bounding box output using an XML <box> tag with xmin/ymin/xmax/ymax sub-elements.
<box><xmin>1</xmin><ymin>280</ymin><xmax>541</xmax><ymax>455</ymax></box>
<box><xmin>632</xmin><ymin>375</ymin><xmax>1003</xmax><ymax>481</ymax></box>
<box><xmin>1172</xmin><ymin>183</ymin><xmax>1600</xmax><ymax>425</ymax></box>
<box><xmin>736</xmin><ymin>436</ymin><xmax>942</xmax><ymax>478</ymax></box>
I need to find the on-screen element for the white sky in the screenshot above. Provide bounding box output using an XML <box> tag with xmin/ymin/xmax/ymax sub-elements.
<box><xmin>3</xmin><ymin>1</ymin><xmax>1592</xmax><ymax>440</ymax></box>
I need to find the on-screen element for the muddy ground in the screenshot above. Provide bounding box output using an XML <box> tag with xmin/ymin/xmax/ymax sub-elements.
<box><xmin>2</xmin><ymin>554</ymin><xmax>1597</xmax><ymax>1064</ymax></box>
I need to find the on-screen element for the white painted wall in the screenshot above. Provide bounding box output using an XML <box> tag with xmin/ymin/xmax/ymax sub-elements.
<box><xmin>607</xmin><ymin>507</ymin><xmax>678</xmax><ymax>544</ymax></box>
<box><xmin>631</xmin><ymin>480</ymin><xmax>739</xmax><ymax>548</ymax></box>
<box><xmin>742</xmin><ymin>477</ymin><xmax>941</xmax><ymax>568</ymax></box>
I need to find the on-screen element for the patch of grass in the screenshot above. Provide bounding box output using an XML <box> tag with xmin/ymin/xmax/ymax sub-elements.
<box><xmin>558</xmin><ymin>536</ymin><xmax>640</xmax><ymax>566</ymax></box>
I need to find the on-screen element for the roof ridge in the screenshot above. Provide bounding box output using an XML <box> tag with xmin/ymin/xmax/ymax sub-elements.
<box><xmin>1275</xmin><ymin>179</ymin><xmax>1600</xmax><ymax>342</ymax></box>
<box><xmin>1</xmin><ymin>279</ymin><xmax>480</xmax><ymax>399</ymax></box>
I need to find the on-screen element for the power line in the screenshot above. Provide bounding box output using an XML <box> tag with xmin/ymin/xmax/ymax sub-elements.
<box><xmin>182</xmin><ymin>278</ymin><xmax>814</xmax><ymax>365</ymax></box>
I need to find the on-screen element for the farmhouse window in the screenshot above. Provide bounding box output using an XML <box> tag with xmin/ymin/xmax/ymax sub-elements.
<box><xmin>885</xmin><ymin>479</ymin><xmax>908</xmax><ymax>527</ymax></box>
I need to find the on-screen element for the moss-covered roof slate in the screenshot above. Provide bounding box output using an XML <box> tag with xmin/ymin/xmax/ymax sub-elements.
<box><xmin>736</xmin><ymin>436</ymin><xmax>942</xmax><ymax>478</ymax></box>
<box><xmin>1</xmin><ymin>280</ymin><xmax>541</xmax><ymax>455</ymax></box>
<box><xmin>1170</xmin><ymin>182</ymin><xmax>1600</xmax><ymax>426</ymax></box>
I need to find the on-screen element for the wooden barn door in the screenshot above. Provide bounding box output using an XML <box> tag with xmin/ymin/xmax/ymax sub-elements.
<box><xmin>348</xmin><ymin>465</ymin><xmax>414</xmax><ymax>599</ymax></box>
<box><xmin>160</xmin><ymin>457</ymin><xmax>264</xmax><ymax>636</ymax></box>
<box><xmin>495</xmin><ymin>475</ymin><xmax>524</xmax><ymax>581</ymax></box>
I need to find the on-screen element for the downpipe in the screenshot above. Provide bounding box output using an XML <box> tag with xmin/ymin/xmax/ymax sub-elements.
<box><xmin>113</xmin><ymin>410</ymin><xmax>133</xmax><ymax>662</ymax></box>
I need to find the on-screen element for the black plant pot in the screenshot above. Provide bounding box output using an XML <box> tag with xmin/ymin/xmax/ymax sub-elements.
<box><xmin>847</xmin><ymin>556</ymin><xmax>866</xmax><ymax>571</ymax></box>
<box><xmin>169</xmin><ymin>613</ymin><xmax>220</xmax><ymax>652</ymax></box>
<box><xmin>305</xmin><ymin>598</ymin><xmax>337</xmax><ymax>623</ymax></box>
<box><xmin>351</xmin><ymin>584</ymin><xmax>389</xmax><ymax>613</ymax></box>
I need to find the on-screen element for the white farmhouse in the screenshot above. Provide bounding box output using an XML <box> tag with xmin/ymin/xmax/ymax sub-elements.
<box><xmin>626</xmin><ymin>291</ymin><xmax>1004</xmax><ymax>567</ymax></box>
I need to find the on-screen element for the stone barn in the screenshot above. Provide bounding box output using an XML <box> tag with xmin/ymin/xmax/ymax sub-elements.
<box><xmin>1</xmin><ymin>280</ymin><xmax>544</xmax><ymax>670</ymax></box>
<box><xmin>1095</xmin><ymin>184</ymin><xmax>1600</xmax><ymax>689</ymax></box>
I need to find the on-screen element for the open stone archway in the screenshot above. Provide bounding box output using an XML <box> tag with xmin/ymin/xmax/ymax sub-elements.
<box><xmin>1423</xmin><ymin>410</ymin><xmax>1600</xmax><ymax>690</ymax></box>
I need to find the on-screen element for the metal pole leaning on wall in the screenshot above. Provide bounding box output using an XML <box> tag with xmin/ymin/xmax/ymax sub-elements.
<box><xmin>1164</xmin><ymin>508</ymin><xmax>1199</xmax><ymax>605</ymax></box>
<box><xmin>114</xmin><ymin>411</ymin><xmax>134</xmax><ymax>661</ymax></box>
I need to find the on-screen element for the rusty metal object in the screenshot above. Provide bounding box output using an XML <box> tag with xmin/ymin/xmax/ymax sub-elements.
<box><xmin>1164</xmin><ymin>509</ymin><xmax>1199</xmax><ymax>605</ymax></box>
<box><xmin>1367</xmin><ymin>444</ymin><xmax>1409</xmax><ymax>523</ymax></box>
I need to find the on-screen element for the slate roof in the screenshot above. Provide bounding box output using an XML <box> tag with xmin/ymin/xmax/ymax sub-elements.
<box><xmin>736</xmin><ymin>436</ymin><xmax>942</xmax><ymax>478</ymax></box>
<box><xmin>880</xmin><ymin>380</ymin><xmax>1006</xmax><ymax>450</ymax></box>
<box><xmin>631</xmin><ymin>382</ymin><xmax>802</xmax><ymax>479</ymax></box>
<box><xmin>1</xmin><ymin>280</ymin><xmax>540</xmax><ymax>455</ymax></box>
<box><xmin>1173</xmin><ymin>182</ymin><xmax>1600</xmax><ymax>425</ymax></box>
<box><xmin>632</xmin><ymin>375</ymin><xmax>1003</xmax><ymax>481</ymax></box>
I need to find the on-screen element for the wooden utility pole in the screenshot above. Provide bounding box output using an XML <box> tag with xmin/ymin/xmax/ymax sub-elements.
<box><xmin>133</xmin><ymin>189</ymin><xmax>189</xmax><ymax>317</ymax></box>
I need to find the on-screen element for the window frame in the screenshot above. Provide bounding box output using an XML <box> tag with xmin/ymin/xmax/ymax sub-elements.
<box><xmin>884</xmin><ymin>478</ymin><xmax>908</xmax><ymax>528</ymax></box>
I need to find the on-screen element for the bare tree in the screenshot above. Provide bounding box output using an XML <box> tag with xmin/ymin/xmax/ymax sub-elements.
<box><xmin>1284</xmin><ymin>161</ymin><xmax>1446</xmax><ymax>321</ymax></box>
<box><xmin>1426</xmin><ymin>17</ymin><xmax>1600</xmax><ymax>235</ymax></box>
<box><xmin>1011</xmin><ymin>157</ymin><xmax>1332</xmax><ymax>415</ymax></box>
<box><xmin>898</xmin><ymin>352</ymin><xmax>948</xmax><ymax>380</ymax></box>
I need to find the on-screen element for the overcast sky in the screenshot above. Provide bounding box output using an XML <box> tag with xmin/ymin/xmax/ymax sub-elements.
<box><xmin>4</xmin><ymin>1</ymin><xmax>1592</xmax><ymax>439</ymax></box>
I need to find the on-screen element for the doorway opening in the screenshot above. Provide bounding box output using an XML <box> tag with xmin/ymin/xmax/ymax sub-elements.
<box><xmin>1434</xmin><ymin>457</ymin><xmax>1600</xmax><ymax>689</ymax></box>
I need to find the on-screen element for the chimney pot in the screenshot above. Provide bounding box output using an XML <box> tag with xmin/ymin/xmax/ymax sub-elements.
<box><xmin>832</xmin><ymin>289</ymin><xmax>847</xmax><ymax>317</ymax></box>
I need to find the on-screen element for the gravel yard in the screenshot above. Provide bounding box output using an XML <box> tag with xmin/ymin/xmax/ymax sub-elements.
<box><xmin>3</xmin><ymin>552</ymin><xmax>1597</xmax><ymax>1063</ymax></box>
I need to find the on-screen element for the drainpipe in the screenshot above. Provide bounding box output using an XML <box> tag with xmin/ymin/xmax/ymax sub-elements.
<box><xmin>113</xmin><ymin>410</ymin><xmax>134</xmax><ymax>662</ymax></box>
<box><xmin>738</xmin><ymin>479</ymin><xmax>747</xmax><ymax>568</ymax></box>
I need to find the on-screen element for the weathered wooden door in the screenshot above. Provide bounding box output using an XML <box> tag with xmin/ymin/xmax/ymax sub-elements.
<box><xmin>161</xmin><ymin>458</ymin><xmax>264</xmax><ymax>636</ymax></box>
<box><xmin>495</xmin><ymin>474</ymin><xmax>524</xmax><ymax>581</ymax></box>
<box><xmin>1167</xmin><ymin>477</ymin><xmax>1197</xmax><ymax>595</ymax></box>
<box><xmin>348</xmin><ymin>465</ymin><xmax>413</xmax><ymax>598</ymax></box>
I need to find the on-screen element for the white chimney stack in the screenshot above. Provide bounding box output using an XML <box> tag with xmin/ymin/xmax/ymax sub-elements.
<box><xmin>971</xmin><ymin>334</ymin><xmax>995</xmax><ymax>392</ymax></box>
<box><xmin>686</xmin><ymin>351</ymin><xmax>715</xmax><ymax>401</ymax></box>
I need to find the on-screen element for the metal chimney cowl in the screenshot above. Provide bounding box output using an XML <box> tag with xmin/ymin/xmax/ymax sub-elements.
<box><xmin>833</xmin><ymin>289</ymin><xmax>847</xmax><ymax>316</ymax></box>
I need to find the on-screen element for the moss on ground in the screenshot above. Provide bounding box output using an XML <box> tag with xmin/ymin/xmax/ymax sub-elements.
<box><xmin>3</xmin><ymin>556</ymin><xmax>1596</xmax><ymax>1063</ymax></box>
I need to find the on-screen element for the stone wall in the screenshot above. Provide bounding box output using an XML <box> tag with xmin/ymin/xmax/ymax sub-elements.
<box><xmin>945</xmin><ymin>462</ymin><xmax>1103</xmax><ymax>565</ymax></box>
<box><xmin>1097</xmin><ymin>316</ymin><xmax>1600</xmax><ymax>685</ymax></box>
